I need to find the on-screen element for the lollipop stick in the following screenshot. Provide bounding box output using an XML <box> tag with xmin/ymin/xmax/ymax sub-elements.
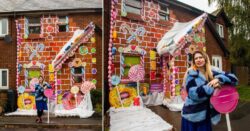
<box><xmin>47</xmin><ymin>98</ymin><xmax>50</xmax><ymax>123</ymax></box>
<box><xmin>137</xmin><ymin>81</ymin><xmax>140</xmax><ymax>96</ymax></box>
<box><xmin>75</xmin><ymin>94</ymin><xmax>77</xmax><ymax>108</ymax></box>
<box><xmin>116</xmin><ymin>86</ymin><xmax>123</xmax><ymax>108</ymax></box>
<box><xmin>226</xmin><ymin>113</ymin><xmax>231</xmax><ymax>131</ymax></box>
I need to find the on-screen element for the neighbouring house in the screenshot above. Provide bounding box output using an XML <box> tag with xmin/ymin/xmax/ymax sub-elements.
<box><xmin>0</xmin><ymin>0</ymin><xmax>102</xmax><ymax>117</ymax></box>
<box><xmin>104</xmin><ymin>0</ymin><xmax>232</xmax><ymax>111</ymax></box>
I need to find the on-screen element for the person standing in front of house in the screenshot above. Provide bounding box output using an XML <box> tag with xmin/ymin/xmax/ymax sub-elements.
<box><xmin>181</xmin><ymin>50</ymin><xmax>238</xmax><ymax>131</ymax></box>
<box><xmin>35</xmin><ymin>76</ymin><xmax>51</xmax><ymax>123</ymax></box>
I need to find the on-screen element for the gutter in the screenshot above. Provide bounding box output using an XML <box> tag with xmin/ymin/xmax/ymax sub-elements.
<box><xmin>0</xmin><ymin>8</ymin><xmax>102</xmax><ymax>16</ymax></box>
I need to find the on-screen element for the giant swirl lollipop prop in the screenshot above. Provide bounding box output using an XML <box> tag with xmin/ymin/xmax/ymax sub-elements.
<box><xmin>128</xmin><ymin>65</ymin><xmax>145</xmax><ymax>106</ymax></box>
<box><xmin>210</xmin><ymin>85</ymin><xmax>239</xmax><ymax>131</ymax></box>
<box><xmin>44</xmin><ymin>88</ymin><xmax>53</xmax><ymax>123</ymax></box>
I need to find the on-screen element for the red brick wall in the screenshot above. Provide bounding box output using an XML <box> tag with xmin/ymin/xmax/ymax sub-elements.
<box><xmin>17</xmin><ymin>12</ymin><xmax>102</xmax><ymax>91</ymax></box>
<box><xmin>0</xmin><ymin>17</ymin><xmax>17</xmax><ymax>90</ymax></box>
<box><xmin>111</xmin><ymin>0</ymin><xmax>177</xmax><ymax>86</ymax></box>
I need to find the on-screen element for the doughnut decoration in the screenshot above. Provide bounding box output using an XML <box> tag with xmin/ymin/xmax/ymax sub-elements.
<box><xmin>62</xmin><ymin>93</ymin><xmax>83</xmax><ymax>110</ymax></box>
<box><xmin>109</xmin><ymin>87</ymin><xmax>137</xmax><ymax>108</ymax></box>
<box><xmin>17</xmin><ymin>93</ymin><xmax>35</xmax><ymax>110</ymax></box>
<box><xmin>128</xmin><ymin>65</ymin><xmax>145</xmax><ymax>82</ymax></box>
<box><xmin>188</xmin><ymin>44</ymin><xmax>196</xmax><ymax>54</ymax></box>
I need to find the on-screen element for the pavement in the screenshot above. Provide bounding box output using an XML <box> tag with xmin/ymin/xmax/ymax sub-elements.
<box><xmin>0</xmin><ymin>113</ymin><xmax>102</xmax><ymax>131</ymax></box>
<box><xmin>148</xmin><ymin>100</ymin><xmax>250</xmax><ymax>131</ymax></box>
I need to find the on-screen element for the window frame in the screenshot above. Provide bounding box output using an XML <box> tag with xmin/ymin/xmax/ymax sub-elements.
<box><xmin>0</xmin><ymin>18</ymin><xmax>9</xmax><ymax>37</ymax></box>
<box><xmin>125</xmin><ymin>0</ymin><xmax>142</xmax><ymax>15</ymax></box>
<box><xmin>28</xmin><ymin>17</ymin><xmax>41</xmax><ymax>34</ymax></box>
<box><xmin>57</xmin><ymin>16</ymin><xmax>69</xmax><ymax>32</ymax></box>
<box><xmin>0</xmin><ymin>69</ymin><xmax>9</xmax><ymax>89</ymax></box>
<box><xmin>158</xmin><ymin>3</ymin><xmax>170</xmax><ymax>21</ymax></box>
<box><xmin>212</xmin><ymin>55</ymin><xmax>222</xmax><ymax>70</ymax></box>
<box><xmin>216</xmin><ymin>23</ymin><xmax>224</xmax><ymax>38</ymax></box>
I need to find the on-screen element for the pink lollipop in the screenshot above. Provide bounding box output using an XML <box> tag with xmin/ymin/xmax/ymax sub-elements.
<box><xmin>44</xmin><ymin>89</ymin><xmax>53</xmax><ymax>98</ymax></box>
<box><xmin>81</xmin><ymin>81</ymin><xmax>96</xmax><ymax>94</ymax></box>
<box><xmin>128</xmin><ymin>65</ymin><xmax>145</xmax><ymax>82</ymax></box>
<box><xmin>210</xmin><ymin>85</ymin><xmax>239</xmax><ymax>131</ymax></box>
<box><xmin>210</xmin><ymin>85</ymin><xmax>239</xmax><ymax>113</ymax></box>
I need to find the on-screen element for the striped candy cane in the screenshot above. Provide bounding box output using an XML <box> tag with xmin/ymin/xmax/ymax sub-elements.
<box><xmin>140</xmin><ymin>55</ymin><xmax>144</xmax><ymax>67</ymax></box>
<box><xmin>171</xmin><ymin>57</ymin><xmax>176</xmax><ymax>96</ymax></box>
<box><xmin>163</xmin><ymin>57</ymin><xmax>166</xmax><ymax>94</ymax></box>
<box><xmin>24</xmin><ymin>70</ymin><xmax>28</xmax><ymax>88</ymax></box>
<box><xmin>120</xmin><ymin>53</ymin><xmax>124</xmax><ymax>77</ymax></box>
<box><xmin>54</xmin><ymin>71</ymin><xmax>58</xmax><ymax>104</ymax></box>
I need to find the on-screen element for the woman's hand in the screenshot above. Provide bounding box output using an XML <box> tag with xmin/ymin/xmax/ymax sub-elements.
<box><xmin>208</xmin><ymin>79</ymin><xmax>221</xmax><ymax>88</ymax></box>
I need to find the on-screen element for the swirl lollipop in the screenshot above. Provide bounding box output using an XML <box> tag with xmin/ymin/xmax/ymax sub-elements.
<box><xmin>128</xmin><ymin>65</ymin><xmax>145</xmax><ymax>106</ymax></box>
<box><xmin>81</xmin><ymin>81</ymin><xmax>96</xmax><ymax>94</ymax></box>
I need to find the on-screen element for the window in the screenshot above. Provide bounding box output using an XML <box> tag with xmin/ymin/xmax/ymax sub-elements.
<box><xmin>71</xmin><ymin>67</ymin><xmax>85</xmax><ymax>83</ymax></box>
<box><xmin>28</xmin><ymin>17</ymin><xmax>41</xmax><ymax>34</ymax></box>
<box><xmin>216</xmin><ymin>23</ymin><xmax>224</xmax><ymax>38</ymax></box>
<box><xmin>159</xmin><ymin>3</ymin><xmax>169</xmax><ymax>21</ymax></box>
<box><xmin>0</xmin><ymin>69</ymin><xmax>8</xmax><ymax>89</ymax></box>
<box><xmin>0</xmin><ymin>18</ymin><xmax>8</xmax><ymax>36</ymax></box>
<box><xmin>124</xmin><ymin>55</ymin><xmax>140</xmax><ymax>76</ymax></box>
<box><xmin>212</xmin><ymin>56</ymin><xmax>222</xmax><ymax>70</ymax></box>
<box><xmin>58</xmin><ymin>16</ymin><xmax>69</xmax><ymax>32</ymax></box>
<box><xmin>125</xmin><ymin>0</ymin><xmax>142</xmax><ymax>15</ymax></box>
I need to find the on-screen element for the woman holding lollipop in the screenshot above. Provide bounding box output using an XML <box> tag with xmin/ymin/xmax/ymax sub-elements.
<box><xmin>181</xmin><ymin>50</ymin><xmax>238</xmax><ymax>131</ymax></box>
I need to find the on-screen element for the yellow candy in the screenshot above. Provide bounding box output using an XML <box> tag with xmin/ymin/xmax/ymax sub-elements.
<box><xmin>17</xmin><ymin>93</ymin><xmax>35</xmax><ymax>110</ymax></box>
<box><xmin>109</xmin><ymin>87</ymin><xmax>137</xmax><ymax>108</ymax></box>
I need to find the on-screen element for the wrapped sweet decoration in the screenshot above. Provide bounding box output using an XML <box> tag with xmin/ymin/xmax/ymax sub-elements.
<box><xmin>150</xmin><ymin>83</ymin><xmax>163</xmax><ymax>93</ymax></box>
<box><xmin>17</xmin><ymin>93</ymin><xmax>35</xmax><ymax>110</ymax></box>
<box><xmin>109</xmin><ymin>87</ymin><xmax>137</xmax><ymax>108</ymax></box>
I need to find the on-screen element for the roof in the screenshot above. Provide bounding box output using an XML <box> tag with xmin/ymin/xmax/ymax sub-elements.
<box><xmin>211</xmin><ymin>8</ymin><xmax>233</xmax><ymax>27</ymax></box>
<box><xmin>0</xmin><ymin>0</ymin><xmax>102</xmax><ymax>12</ymax></box>
<box><xmin>166</xmin><ymin>0</ymin><xmax>230</xmax><ymax>56</ymax></box>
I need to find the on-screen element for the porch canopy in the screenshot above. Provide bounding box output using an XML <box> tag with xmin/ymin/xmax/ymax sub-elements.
<box><xmin>52</xmin><ymin>22</ymin><xmax>95</xmax><ymax>71</ymax></box>
<box><xmin>156</xmin><ymin>13</ymin><xmax>208</xmax><ymax>56</ymax></box>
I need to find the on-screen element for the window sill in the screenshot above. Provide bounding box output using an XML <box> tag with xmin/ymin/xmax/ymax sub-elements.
<box><xmin>28</xmin><ymin>34</ymin><xmax>42</xmax><ymax>39</ymax></box>
<box><xmin>123</xmin><ymin>12</ymin><xmax>144</xmax><ymax>22</ymax></box>
<box><xmin>158</xmin><ymin>19</ymin><xmax>171</xmax><ymax>26</ymax></box>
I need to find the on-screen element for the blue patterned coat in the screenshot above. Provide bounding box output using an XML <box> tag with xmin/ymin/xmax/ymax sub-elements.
<box><xmin>35</xmin><ymin>82</ymin><xmax>51</xmax><ymax>110</ymax></box>
<box><xmin>181</xmin><ymin>67</ymin><xmax>238</xmax><ymax>125</ymax></box>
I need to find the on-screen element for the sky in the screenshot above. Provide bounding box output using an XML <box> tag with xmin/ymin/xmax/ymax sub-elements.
<box><xmin>177</xmin><ymin>0</ymin><xmax>218</xmax><ymax>13</ymax></box>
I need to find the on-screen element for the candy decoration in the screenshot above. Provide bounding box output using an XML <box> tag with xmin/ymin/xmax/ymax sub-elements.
<box><xmin>81</xmin><ymin>81</ymin><xmax>96</xmax><ymax>94</ymax></box>
<box><xmin>121</xmin><ymin>0</ymin><xmax>127</xmax><ymax>17</ymax></box>
<box><xmin>111</xmin><ymin>75</ymin><xmax>120</xmax><ymax>86</ymax></box>
<box><xmin>210</xmin><ymin>85</ymin><xmax>239</xmax><ymax>131</ymax></box>
<box><xmin>79</xmin><ymin>46</ymin><xmax>88</xmax><ymax>55</ymax></box>
<box><xmin>92</xmin><ymin>58</ymin><xmax>96</xmax><ymax>63</ymax></box>
<box><xmin>128</xmin><ymin>65</ymin><xmax>145</xmax><ymax>82</ymax></box>
<box><xmin>90</xmin><ymin>37</ymin><xmax>96</xmax><ymax>43</ymax></box>
<box><xmin>120</xmin><ymin>53</ymin><xmax>124</xmax><ymax>76</ymax></box>
<box><xmin>91</xmin><ymin>48</ymin><xmax>96</xmax><ymax>53</ymax></box>
<box><xmin>92</xmin><ymin>68</ymin><xmax>97</xmax><ymax>74</ymax></box>
<box><xmin>91</xmin><ymin>79</ymin><xmax>97</xmax><ymax>84</ymax></box>
<box><xmin>128</xmin><ymin>65</ymin><xmax>145</xmax><ymax>99</ymax></box>
<box><xmin>44</xmin><ymin>89</ymin><xmax>53</xmax><ymax>98</ymax></box>
<box><xmin>17</xmin><ymin>86</ymin><xmax>25</xmax><ymax>94</ymax></box>
<box><xmin>109</xmin><ymin>87</ymin><xmax>137</xmax><ymax>108</ymax></box>
<box><xmin>44</xmin><ymin>88</ymin><xmax>53</xmax><ymax>123</ymax></box>
<box><xmin>17</xmin><ymin>93</ymin><xmax>35</xmax><ymax>110</ymax></box>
